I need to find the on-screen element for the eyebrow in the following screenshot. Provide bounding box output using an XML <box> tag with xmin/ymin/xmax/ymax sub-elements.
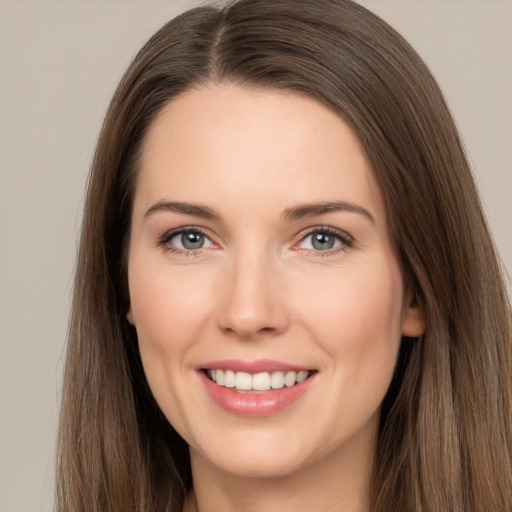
<box><xmin>143</xmin><ymin>199</ymin><xmax>375</xmax><ymax>224</ymax></box>
<box><xmin>143</xmin><ymin>201</ymin><xmax>221</xmax><ymax>221</ymax></box>
<box><xmin>282</xmin><ymin>201</ymin><xmax>375</xmax><ymax>224</ymax></box>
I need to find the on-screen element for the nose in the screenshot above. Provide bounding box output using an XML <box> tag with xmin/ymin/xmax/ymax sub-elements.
<box><xmin>216</xmin><ymin>249</ymin><xmax>289</xmax><ymax>339</ymax></box>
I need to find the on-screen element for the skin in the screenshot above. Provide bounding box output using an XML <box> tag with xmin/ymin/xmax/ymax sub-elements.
<box><xmin>127</xmin><ymin>84</ymin><xmax>425</xmax><ymax>512</ymax></box>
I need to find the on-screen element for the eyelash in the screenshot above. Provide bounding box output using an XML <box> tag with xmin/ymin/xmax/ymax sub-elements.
<box><xmin>156</xmin><ymin>226</ymin><xmax>354</xmax><ymax>257</ymax></box>
<box><xmin>156</xmin><ymin>226</ymin><xmax>215</xmax><ymax>257</ymax></box>
<box><xmin>294</xmin><ymin>226</ymin><xmax>354</xmax><ymax>256</ymax></box>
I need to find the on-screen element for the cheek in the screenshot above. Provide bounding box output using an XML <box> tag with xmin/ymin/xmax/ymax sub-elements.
<box><xmin>129</xmin><ymin>260</ymin><xmax>212</xmax><ymax>353</ymax></box>
<box><xmin>294</xmin><ymin>258</ymin><xmax>404</xmax><ymax>384</ymax></box>
<box><xmin>306</xmin><ymin>257</ymin><xmax>402</xmax><ymax>333</ymax></box>
<box><xmin>127</xmin><ymin>259</ymin><xmax>214</xmax><ymax>426</ymax></box>
<box><xmin>297</xmin><ymin>261</ymin><xmax>404</xmax><ymax>447</ymax></box>
<box><xmin>127</xmin><ymin>260</ymin><xmax>215</xmax><ymax>432</ymax></box>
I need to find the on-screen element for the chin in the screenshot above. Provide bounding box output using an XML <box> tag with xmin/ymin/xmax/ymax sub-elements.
<box><xmin>191</xmin><ymin>432</ymin><xmax>313</xmax><ymax>480</ymax></box>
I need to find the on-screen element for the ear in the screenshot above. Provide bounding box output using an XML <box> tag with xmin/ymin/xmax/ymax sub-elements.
<box><xmin>401</xmin><ymin>289</ymin><xmax>426</xmax><ymax>337</ymax></box>
<box><xmin>126</xmin><ymin>307</ymin><xmax>135</xmax><ymax>326</ymax></box>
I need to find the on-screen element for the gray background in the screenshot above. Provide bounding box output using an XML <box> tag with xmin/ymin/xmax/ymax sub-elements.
<box><xmin>1</xmin><ymin>1</ymin><xmax>510</xmax><ymax>511</ymax></box>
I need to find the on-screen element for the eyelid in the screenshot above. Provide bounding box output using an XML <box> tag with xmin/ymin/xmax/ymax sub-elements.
<box><xmin>292</xmin><ymin>226</ymin><xmax>354</xmax><ymax>253</ymax></box>
<box><xmin>157</xmin><ymin>225</ymin><xmax>219</xmax><ymax>254</ymax></box>
<box><xmin>156</xmin><ymin>224</ymin><xmax>354</xmax><ymax>256</ymax></box>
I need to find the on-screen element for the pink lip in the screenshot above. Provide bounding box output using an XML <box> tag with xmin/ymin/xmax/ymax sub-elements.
<box><xmin>197</xmin><ymin>364</ymin><xmax>316</xmax><ymax>418</ymax></box>
<box><xmin>199</xmin><ymin>359</ymin><xmax>310</xmax><ymax>373</ymax></box>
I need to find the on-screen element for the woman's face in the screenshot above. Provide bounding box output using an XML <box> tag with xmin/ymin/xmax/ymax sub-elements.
<box><xmin>127</xmin><ymin>85</ymin><xmax>424</xmax><ymax>479</ymax></box>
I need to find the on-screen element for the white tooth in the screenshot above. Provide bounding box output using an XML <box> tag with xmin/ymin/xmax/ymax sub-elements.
<box><xmin>252</xmin><ymin>372</ymin><xmax>271</xmax><ymax>391</ymax></box>
<box><xmin>270</xmin><ymin>371</ymin><xmax>285</xmax><ymax>389</ymax></box>
<box><xmin>210</xmin><ymin>369</ymin><xmax>216</xmax><ymax>380</ymax></box>
<box><xmin>224</xmin><ymin>370</ymin><xmax>236</xmax><ymax>388</ymax></box>
<box><xmin>235</xmin><ymin>371</ymin><xmax>253</xmax><ymax>390</ymax></box>
<box><xmin>284</xmin><ymin>371</ymin><xmax>297</xmax><ymax>387</ymax></box>
<box><xmin>296</xmin><ymin>371</ymin><xmax>309</xmax><ymax>383</ymax></box>
<box><xmin>215</xmin><ymin>369</ymin><xmax>225</xmax><ymax>386</ymax></box>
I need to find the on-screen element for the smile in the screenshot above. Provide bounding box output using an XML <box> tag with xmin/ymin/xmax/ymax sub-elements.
<box><xmin>198</xmin><ymin>361</ymin><xmax>316</xmax><ymax>417</ymax></box>
<box><xmin>206</xmin><ymin>369</ymin><xmax>310</xmax><ymax>393</ymax></box>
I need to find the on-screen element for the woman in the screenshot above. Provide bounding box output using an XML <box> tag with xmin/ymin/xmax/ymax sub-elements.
<box><xmin>56</xmin><ymin>0</ymin><xmax>512</xmax><ymax>511</ymax></box>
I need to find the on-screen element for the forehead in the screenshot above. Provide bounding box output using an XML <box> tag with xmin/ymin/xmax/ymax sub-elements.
<box><xmin>135</xmin><ymin>84</ymin><xmax>386</xmax><ymax>225</ymax></box>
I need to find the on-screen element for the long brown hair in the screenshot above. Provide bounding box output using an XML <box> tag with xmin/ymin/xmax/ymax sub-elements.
<box><xmin>56</xmin><ymin>1</ymin><xmax>512</xmax><ymax>510</ymax></box>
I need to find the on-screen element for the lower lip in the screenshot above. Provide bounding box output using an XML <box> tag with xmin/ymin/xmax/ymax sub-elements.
<box><xmin>198</xmin><ymin>371</ymin><xmax>315</xmax><ymax>417</ymax></box>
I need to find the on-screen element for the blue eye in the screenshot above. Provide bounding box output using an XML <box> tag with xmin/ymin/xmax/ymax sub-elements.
<box><xmin>298</xmin><ymin>229</ymin><xmax>352</xmax><ymax>252</ymax></box>
<box><xmin>309</xmin><ymin>232</ymin><xmax>337</xmax><ymax>250</ymax></box>
<box><xmin>160</xmin><ymin>229</ymin><xmax>214</xmax><ymax>252</ymax></box>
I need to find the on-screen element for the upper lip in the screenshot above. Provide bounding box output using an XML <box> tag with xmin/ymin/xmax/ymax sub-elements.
<box><xmin>198</xmin><ymin>359</ymin><xmax>312</xmax><ymax>373</ymax></box>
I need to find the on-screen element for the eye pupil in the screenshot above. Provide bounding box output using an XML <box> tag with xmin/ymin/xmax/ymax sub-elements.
<box><xmin>182</xmin><ymin>232</ymin><xmax>204</xmax><ymax>250</ymax></box>
<box><xmin>312</xmin><ymin>232</ymin><xmax>335</xmax><ymax>250</ymax></box>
